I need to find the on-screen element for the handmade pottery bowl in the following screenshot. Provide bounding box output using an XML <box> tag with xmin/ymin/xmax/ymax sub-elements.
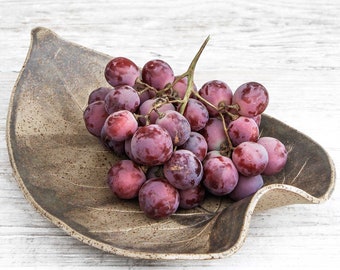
<box><xmin>6</xmin><ymin>27</ymin><xmax>335</xmax><ymax>260</ymax></box>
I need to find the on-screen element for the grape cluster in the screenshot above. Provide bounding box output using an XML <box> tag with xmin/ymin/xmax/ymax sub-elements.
<box><xmin>83</xmin><ymin>38</ymin><xmax>288</xmax><ymax>219</ymax></box>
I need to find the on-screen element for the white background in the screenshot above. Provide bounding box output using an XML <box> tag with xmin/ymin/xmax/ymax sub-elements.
<box><xmin>1</xmin><ymin>0</ymin><xmax>339</xmax><ymax>269</ymax></box>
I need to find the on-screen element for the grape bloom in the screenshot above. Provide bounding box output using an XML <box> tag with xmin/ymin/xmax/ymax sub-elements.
<box><xmin>84</xmin><ymin>37</ymin><xmax>288</xmax><ymax>219</ymax></box>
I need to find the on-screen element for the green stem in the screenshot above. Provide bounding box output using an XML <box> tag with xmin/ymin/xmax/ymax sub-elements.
<box><xmin>179</xmin><ymin>36</ymin><xmax>210</xmax><ymax>115</ymax></box>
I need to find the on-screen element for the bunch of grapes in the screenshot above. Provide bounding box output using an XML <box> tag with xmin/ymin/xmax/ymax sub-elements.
<box><xmin>83</xmin><ymin>37</ymin><xmax>288</xmax><ymax>219</ymax></box>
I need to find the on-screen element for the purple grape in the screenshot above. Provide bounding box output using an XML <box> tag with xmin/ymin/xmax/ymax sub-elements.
<box><xmin>257</xmin><ymin>137</ymin><xmax>288</xmax><ymax>175</ymax></box>
<box><xmin>87</xmin><ymin>87</ymin><xmax>113</xmax><ymax>104</ymax></box>
<box><xmin>198</xmin><ymin>80</ymin><xmax>233</xmax><ymax>116</ymax></box>
<box><xmin>104</xmin><ymin>85</ymin><xmax>140</xmax><ymax>114</ymax></box>
<box><xmin>83</xmin><ymin>100</ymin><xmax>109</xmax><ymax>137</ymax></box>
<box><xmin>232</xmin><ymin>82</ymin><xmax>269</xmax><ymax>117</ymax></box>
<box><xmin>142</xmin><ymin>59</ymin><xmax>174</xmax><ymax>90</ymax></box>
<box><xmin>232</xmin><ymin>141</ymin><xmax>269</xmax><ymax>176</ymax></box>
<box><xmin>180</xmin><ymin>132</ymin><xmax>208</xmax><ymax>161</ymax></box>
<box><xmin>228</xmin><ymin>116</ymin><xmax>259</xmax><ymax>146</ymax></box>
<box><xmin>138</xmin><ymin>98</ymin><xmax>175</xmax><ymax>125</ymax></box>
<box><xmin>228</xmin><ymin>174</ymin><xmax>264</xmax><ymax>201</ymax></box>
<box><xmin>203</xmin><ymin>156</ymin><xmax>239</xmax><ymax>196</ymax></box>
<box><xmin>183</xmin><ymin>98</ymin><xmax>209</xmax><ymax>131</ymax></box>
<box><xmin>200</xmin><ymin>118</ymin><xmax>227</xmax><ymax>151</ymax></box>
<box><xmin>163</xmin><ymin>150</ymin><xmax>203</xmax><ymax>190</ymax></box>
<box><xmin>156</xmin><ymin>110</ymin><xmax>191</xmax><ymax>146</ymax></box>
<box><xmin>105</xmin><ymin>57</ymin><xmax>140</xmax><ymax>87</ymax></box>
<box><xmin>101</xmin><ymin>110</ymin><xmax>138</xmax><ymax>142</ymax></box>
<box><xmin>179</xmin><ymin>184</ymin><xmax>205</xmax><ymax>209</ymax></box>
<box><xmin>130</xmin><ymin>124</ymin><xmax>173</xmax><ymax>166</ymax></box>
<box><xmin>138</xmin><ymin>178</ymin><xmax>180</xmax><ymax>219</ymax></box>
<box><xmin>107</xmin><ymin>160</ymin><xmax>146</xmax><ymax>199</ymax></box>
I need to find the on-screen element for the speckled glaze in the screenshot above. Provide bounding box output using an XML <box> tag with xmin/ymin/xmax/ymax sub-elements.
<box><xmin>6</xmin><ymin>27</ymin><xmax>335</xmax><ymax>260</ymax></box>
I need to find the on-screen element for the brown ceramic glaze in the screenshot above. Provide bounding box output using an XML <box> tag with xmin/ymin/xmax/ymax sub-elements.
<box><xmin>6</xmin><ymin>27</ymin><xmax>335</xmax><ymax>260</ymax></box>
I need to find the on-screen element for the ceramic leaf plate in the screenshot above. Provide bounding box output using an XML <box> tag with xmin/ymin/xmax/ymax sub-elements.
<box><xmin>6</xmin><ymin>27</ymin><xmax>335</xmax><ymax>260</ymax></box>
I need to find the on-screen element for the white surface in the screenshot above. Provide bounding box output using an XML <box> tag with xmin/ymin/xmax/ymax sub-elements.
<box><xmin>1</xmin><ymin>0</ymin><xmax>340</xmax><ymax>269</ymax></box>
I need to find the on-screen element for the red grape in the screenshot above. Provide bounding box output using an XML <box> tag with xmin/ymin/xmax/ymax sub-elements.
<box><xmin>203</xmin><ymin>155</ymin><xmax>239</xmax><ymax>196</ymax></box>
<box><xmin>130</xmin><ymin>124</ymin><xmax>173</xmax><ymax>166</ymax></box>
<box><xmin>163</xmin><ymin>149</ymin><xmax>203</xmax><ymax>190</ymax></box>
<box><xmin>180</xmin><ymin>132</ymin><xmax>208</xmax><ymax>161</ymax></box>
<box><xmin>183</xmin><ymin>98</ymin><xmax>209</xmax><ymax>131</ymax></box>
<box><xmin>257</xmin><ymin>136</ymin><xmax>288</xmax><ymax>175</ymax></box>
<box><xmin>101</xmin><ymin>110</ymin><xmax>138</xmax><ymax>142</ymax></box>
<box><xmin>142</xmin><ymin>59</ymin><xmax>174</xmax><ymax>90</ymax></box>
<box><xmin>104</xmin><ymin>85</ymin><xmax>140</xmax><ymax>114</ymax></box>
<box><xmin>228</xmin><ymin>116</ymin><xmax>259</xmax><ymax>146</ymax></box>
<box><xmin>139</xmin><ymin>178</ymin><xmax>180</xmax><ymax>219</ymax></box>
<box><xmin>232</xmin><ymin>141</ymin><xmax>269</xmax><ymax>176</ymax></box>
<box><xmin>83</xmin><ymin>100</ymin><xmax>109</xmax><ymax>137</ymax></box>
<box><xmin>105</xmin><ymin>57</ymin><xmax>140</xmax><ymax>87</ymax></box>
<box><xmin>198</xmin><ymin>80</ymin><xmax>233</xmax><ymax>116</ymax></box>
<box><xmin>232</xmin><ymin>82</ymin><xmax>269</xmax><ymax>117</ymax></box>
<box><xmin>107</xmin><ymin>160</ymin><xmax>146</xmax><ymax>199</ymax></box>
<box><xmin>156</xmin><ymin>110</ymin><xmax>191</xmax><ymax>146</ymax></box>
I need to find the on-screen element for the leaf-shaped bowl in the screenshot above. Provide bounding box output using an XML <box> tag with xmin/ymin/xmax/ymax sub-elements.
<box><xmin>6</xmin><ymin>27</ymin><xmax>335</xmax><ymax>260</ymax></box>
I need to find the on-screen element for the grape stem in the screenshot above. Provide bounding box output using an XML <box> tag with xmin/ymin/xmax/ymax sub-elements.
<box><xmin>178</xmin><ymin>35</ymin><xmax>210</xmax><ymax>115</ymax></box>
<box><xmin>175</xmin><ymin>35</ymin><xmax>237</xmax><ymax>154</ymax></box>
